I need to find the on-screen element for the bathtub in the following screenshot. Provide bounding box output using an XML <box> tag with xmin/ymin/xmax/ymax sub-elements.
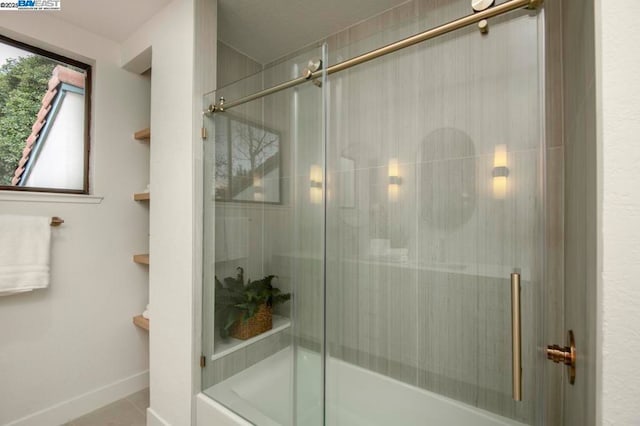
<box><xmin>199</xmin><ymin>347</ymin><xmax>526</xmax><ymax>426</ymax></box>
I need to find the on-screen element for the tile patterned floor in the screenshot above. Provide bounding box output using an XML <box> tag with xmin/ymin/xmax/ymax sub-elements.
<box><xmin>64</xmin><ymin>388</ymin><xmax>149</xmax><ymax>426</ymax></box>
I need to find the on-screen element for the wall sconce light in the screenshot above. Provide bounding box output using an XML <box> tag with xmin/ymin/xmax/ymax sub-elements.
<box><xmin>310</xmin><ymin>164</ymin><xmax>323</xmax><ymax>204</ymax></box>
<box><xmin>388</xmin><ymin>158</ymin><xmax>402</xmax><ymax>202</ymax></box>
<box><xmin>492</xmin><ymin>144</ymin><xmax>509</xmax><ymax>199</ymax></box>
<box><xmin>253</xmin><ymin>174</ymin><xmax>264</xmax><ymax>202</ymax></box>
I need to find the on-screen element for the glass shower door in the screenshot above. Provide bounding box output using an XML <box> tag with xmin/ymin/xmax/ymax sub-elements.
<box><xmin>201</xmin><ymin>44</ymin><xmax>327</xmax><ymax>426</ymax></box>
<box><xmin>201</xmin><ymin>2</ymin><xmax>547</xmax><ymax>425</ymax></box>
<box><xmin>324</xmin><ymin>5</ymin><xmax>544</xmax><ymax>426</ymax></box>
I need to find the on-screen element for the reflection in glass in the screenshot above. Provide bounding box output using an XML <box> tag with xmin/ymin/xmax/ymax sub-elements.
<box><xmin>215</xmin><ymin>114</ymin><xmax>281</xmax><ymax>203</ymax></box>
<box><xmin>202</xmin><ymin>43</ymin><xmax>326</xmax><ymax>426</ymax></box>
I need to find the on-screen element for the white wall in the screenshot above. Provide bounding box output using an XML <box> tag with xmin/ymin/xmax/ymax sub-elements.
<box><xmin>0</xmin><ymin>13</ymin><xmax>151</xmax><ymax>426</ymax></box>
<box><xmin>120</xmin><ymin>0</ymin><xmax>215</xmax><ymax>424</ymax></box>
<box><xmin>597</xmin><ymin>1</ymin><xmax>640</xmax><ymax>424</ymax></box>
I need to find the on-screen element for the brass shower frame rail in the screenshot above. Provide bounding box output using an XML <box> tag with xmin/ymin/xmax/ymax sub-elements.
<box><xmin>206</xmin><ymin>0</ymin><xmax>542</xmax><ymax>114</ymax></box>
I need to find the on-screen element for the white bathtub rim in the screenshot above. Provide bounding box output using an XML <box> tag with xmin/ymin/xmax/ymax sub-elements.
<box><xmin>203</xmin><ymin>347</ymin><xmax>528</xmax><ymax>426</ymax></box>
<box><xmin>196</xmin><ymin>393</ymin><xmax>253</xmax><ymax>426</ymax></box>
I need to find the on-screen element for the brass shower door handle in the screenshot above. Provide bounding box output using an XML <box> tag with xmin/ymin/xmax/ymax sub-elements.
<box><xmin>546</xmin><ymin>330</ymin><xmax>576</xmax><ymax>385</ymax></box>
<box><xmin>511</xmin><ymin>272</ymin><xmax>522</xmax><ymax>401</ymax></box>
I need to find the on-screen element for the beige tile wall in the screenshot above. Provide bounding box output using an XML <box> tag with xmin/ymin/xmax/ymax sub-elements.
<box><xmin>321</xmin><ymin>1</ymin><xmax>546</xmax><ymax>423</ymax></box>
<box><xmin>561</xmin><ymin>0</ymin><xmax>597</xmax><ymax>424</ymax></box>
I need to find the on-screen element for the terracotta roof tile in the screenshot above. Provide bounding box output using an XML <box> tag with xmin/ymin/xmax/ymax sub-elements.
<box><xmin>53</xmin><ymin>65</ymin><xmax>85</xmax><ymax>89</ymax></box>
<box><xmin>11</xmin><ymin>65</ymin><xmax>86</xmax><ymax>186</ymax></box>
<box><xmin>41</xmin><ymin>88</ymin><xmax>57</xmax><ymax>107</ymax></box>
<box><xmin>25</xmin><ymin>133</ymin><xmax>38</xmax><ymax>148</ymax></box>
<box><xmin>47</xmin><ymin>76</ymin><xmax>60</xmax><ymax>91</ymax></box>
<box><xmin>31</xmin><ymin>119</ymin><xmax>45</xmax><ymax>135</ymax></box>
<box><xmin>13</xmin><ymin>166</ymin><xmax>24</xmax><ymax>179</ymax></box>
<box><xmin>36</xmin><ymin>104</ymin><xmax>51</xmax><ymax>122</ymax></box>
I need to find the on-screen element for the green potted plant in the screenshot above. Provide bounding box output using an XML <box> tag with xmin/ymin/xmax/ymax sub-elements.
<box><xmin>215</xmin><ymin>267</ymin><xmax>291</xmax><ymax>340</ymax></box>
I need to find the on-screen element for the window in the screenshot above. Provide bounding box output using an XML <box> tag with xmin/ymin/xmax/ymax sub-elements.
<box><xmin>0</xmin><ymin>35</ymin><xmax>91</xmax><ymax>193</ymax></box>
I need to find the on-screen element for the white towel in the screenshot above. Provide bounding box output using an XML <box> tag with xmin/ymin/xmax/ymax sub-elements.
<box><xmin>0</xmin><ymin>215</ymin><xmax>51</xmax><ymax>296</ymax></box>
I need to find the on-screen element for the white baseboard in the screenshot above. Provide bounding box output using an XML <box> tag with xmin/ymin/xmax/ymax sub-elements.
<box><xmin>5</xmin><ymin>370</ymin><xmax>149</xmax><ymax>426</ymax></box>
<box><xmin>146</xmin><ymin>408</ymin><xmax>171</xmax><ymax>426</ymax></box>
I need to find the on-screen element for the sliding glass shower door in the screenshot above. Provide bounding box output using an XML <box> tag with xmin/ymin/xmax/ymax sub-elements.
<box><xmin>202</xmin><ymin>1</ymin><xmax>549</xmax><ymax>425</ymax></box>
<box><xmin>202</xmin><ymin>45</ymin><xmax>327</xmax><ymax>426</ymax></box>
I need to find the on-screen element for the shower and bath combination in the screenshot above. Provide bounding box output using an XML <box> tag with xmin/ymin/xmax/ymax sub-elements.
<box><xmin>199</xmin><ymin>0</ymin><xmax>582</xmax><ymax>424</ymax></box>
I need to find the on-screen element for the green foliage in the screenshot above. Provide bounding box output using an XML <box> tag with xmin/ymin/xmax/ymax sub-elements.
<box><xmin>0</xmin><ymin>55</ymin><xmax>56</xmax><ymax>185</ymax></box>
<box><xmin>215</xmin><ymin>270</ymin><xmax>291</xmax><ymax>339</ymax></box>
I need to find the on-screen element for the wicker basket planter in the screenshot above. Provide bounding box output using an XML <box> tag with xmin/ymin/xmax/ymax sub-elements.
<box><xmin>229</xmin><ymin>303</ymin><xmax>273</xmax><ymax>340</ymax></box>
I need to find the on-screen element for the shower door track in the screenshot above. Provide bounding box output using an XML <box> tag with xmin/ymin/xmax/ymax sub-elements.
<box><xmin>205</xmin><ymin>0</ymin><xmax>542</xmax><ymax>114</ymax></box>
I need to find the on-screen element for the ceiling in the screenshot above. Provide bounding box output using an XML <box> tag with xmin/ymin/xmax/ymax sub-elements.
<box><xmin>218</xmin><ymin>0</ymin><xmax>409</xmax><ymax>64</ymax></box>
<box><xmin>44</xmin><ymin>0</ymin><xmax>408</xmax><ymax>60</ymax></box>
<box><xmin>46</xmin><ymin>0</ymin><xmax>172</xmax><ymax>42</ymax></box>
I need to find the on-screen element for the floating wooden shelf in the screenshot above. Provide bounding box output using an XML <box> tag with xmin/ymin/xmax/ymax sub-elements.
<box><xmin>133</xmin><ymin>254</ymin><xmax>149</xmax><ymax>265</ymax></box>
<box><xmin>133</xmin><ymin>315</ymin><xmax>149</xmax><ymax>331</ymax></box>
<box><xmin>134</xmin><ymin>128</ymin><xmax>151</xmax><ymax>141</ymax></box>
<box><xmin>133</xmin><ymin>192</ymin><xmax>150</xmax><ymax>201</ymax></box>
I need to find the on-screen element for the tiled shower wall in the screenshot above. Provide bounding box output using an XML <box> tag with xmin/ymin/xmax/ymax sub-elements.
<box><xmin>561</xmin><ymin>0</ymin><xmax>597</xmax><ymax>424</ymax></box>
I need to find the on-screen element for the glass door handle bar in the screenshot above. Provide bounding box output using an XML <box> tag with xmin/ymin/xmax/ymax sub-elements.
<box><xmin>511</xmin><ymin>272</ymin><xmax>522</xmax><ymax>401</ymax></box>
<box><xmin>206</xmin><ymin>0</ymin><xmax>542</xmax><ymax>114</ymax></box>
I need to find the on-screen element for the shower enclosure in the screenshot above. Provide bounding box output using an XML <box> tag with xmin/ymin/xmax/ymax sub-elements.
<box><xmin>201</xmin><ymin>0</ymin><xmax>553</xmax><ymax>424</ymax></box>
